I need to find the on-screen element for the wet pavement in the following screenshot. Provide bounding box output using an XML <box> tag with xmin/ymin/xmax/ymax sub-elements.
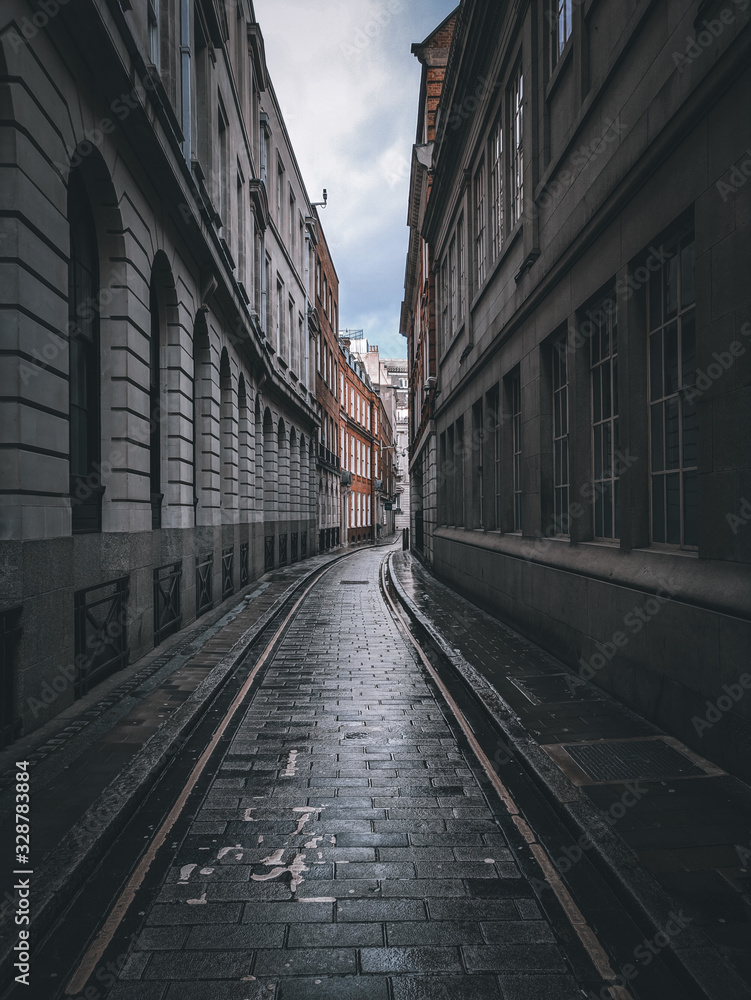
<box><xmin>96</xmin><ymin>546</ymin><xmax>596</xmax><ymax>1000</ymax></box>
<box><xmin>390</xmin><ymin>550</ymin><xmax>751</xmax><ymax>996</ymax></box>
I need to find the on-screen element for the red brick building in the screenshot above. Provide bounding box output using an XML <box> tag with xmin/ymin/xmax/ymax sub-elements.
<box><xmin>339</xmin><ymin>342</ymin><xmax>377</xmax><ymax>544</ymax></box>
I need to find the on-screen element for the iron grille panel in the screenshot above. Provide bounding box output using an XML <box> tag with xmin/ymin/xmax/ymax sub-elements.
<box><xmin>74</xmin><ymin>577</ymin><xmax>129</xmax><ymax>699</ymax></box>
<box><xmin>153</xmin><ymin>561</ymin><xmax>182</xmax><ymax>646</ymax></box>
<box><xmin>0</xmin><ymin>607</ymin><xmax>22</xmax><ymax>748</ymax></box>
<box><xmin>222</xmin><ymin>546</ymin><xmax>235</xmax><ymax>600</ymax></box>
<box><xmin>196</xmin><ymin>554</ymin><xmax>214</xmax><ymax>618</ymax></box>
<box><xmin>291</xmin><ymin>532</ymin><xmax>298</xmax><ymax>563</ymax></box>
<box><xmin>301</xmin><ymin>530</ymin><xmax>307</xmax><ymax>558</ymax></box>
<box><xmin>562</xmin><ymin>740</ymin><xmax>705</xmax><ymax>782</ymax></box>
<box><xmin>279</xmin><ymin>533</ymin><xmax>288</xmax><ymax>567</ymax></box>
<box><xmin>240</xmin><ymin>542</ymin><xmax>249</xmax><ymax>587</ymax></box>
<box><xmin>264</xmin><ymin>536</ymin><xmax>275</xmax><ymax>571</ymax></box>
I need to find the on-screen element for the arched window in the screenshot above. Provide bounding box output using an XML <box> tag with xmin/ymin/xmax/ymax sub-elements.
<box><xmin>68</xmin><ymin>171</ymin><xmax>102</xmax><ymax>533</ymax></box>
<box><xmin>149</xmin><ymin>276</ymin><xmax>163</xmax><ymax>527</ymax></box>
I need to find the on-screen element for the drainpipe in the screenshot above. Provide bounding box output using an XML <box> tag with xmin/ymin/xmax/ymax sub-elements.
<box><xmin>304</xmin><ymin>231</ymin><xmax>311</xmax><ymax>395</ymax></box>
<box><xmin>180</xmin><ymin>0</ymin><xmax>191</xmax><ymax>159</ymax></box>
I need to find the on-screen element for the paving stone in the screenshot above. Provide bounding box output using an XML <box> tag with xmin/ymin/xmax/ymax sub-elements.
<box><xmin>143</xmin><ymin>950</ymin><xmax>253</xmax><ymax>979</ymax></box>
<box><xmin>360</xmin><ymin>947</ymin><xmax>463</xmax><ymax>973</ymax></box>
<box><xmin>496</xmin><ymin>974</ymin><xmax>584</xmax><ymax>999</ymax></box>
<box><xmin>278</xmin><ymin>977</ymin><xmax>388</xmax><ymax>999</ymax></box>
<box><xmin>185</xmin><ymin>923</ymin><xmax>285</xmax><ymax>949</ymax></box>
<box><xmin>133</xmin><ymin>926</ymin><xmax>190</xmax><ymax>951</ymax></box>
<box><xmin>146</xmin><ymin>903</ymin><xmax>244</xmax><ymax>926</ymax></box>
<box><xmin>108</xmin><ymin>986</ymin><xmax>168</xmax><ymax>1000</ymax></box>
<box><xmin>386</xmin><ymin>921</ymin><xmax>485</xmax><ymax>946</ymax></box>
<box><xmin>462</xmin><ymin>945</ymin><xmax>567</xmax><ymax>972</ymax></box>
<box><xmin>164</xmin><ymin>983</ymin><xmax>272</xmax><ymax>1000</ymax></box>
<box><xmin>390</xmin><ymin>976</ymin><xmax>504</xmax><ymax>1000</ymax></box>
<box><xmin>287</xmin><ymin>922</ymin><xmax>384</xmax><ymax>947</ymax></box>
<box><xmin>336</xmin><ymin>899</ymin><xmax>427</xmax><ymax>922</ymax></box>
<box><xmin>428</xmin><ymin>899</ymin><xmax>519</xmax><ymax>921</ymax></box>
<box><xmin>253</xmin><ymin>948</ymin><xmax>357</xmax><ymax>976</ymax></box>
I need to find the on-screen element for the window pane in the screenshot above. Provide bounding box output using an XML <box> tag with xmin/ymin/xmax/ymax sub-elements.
<box><xmin>666</xmin><ymin>471</ymin><xmax>680</xmax><ymax>544</ymax></box>
<box><xmin>593</xmin><ymin>365</ymin><xmax>601</xmax><ymax>423</ymax></box>
<box><xmin>649</xmin><ymin>332</ymin><xmax>662</xmax><ymax>402</ymax></box>
<box><xmin>594</xmin><ymin>424</ymin><xmax>603</xmax><ymax>480</ymax></box>
<box><xmin>664</xmin><ymin>321</ymin><xmax>679</xmax><ymax>395</ymax></box>
<box><xmin>652</xmin><ymin>475</ymin><xmax>665</xmax><ymax>543</ymax></box>
<box><xmin>664</xmin><ymin>249</ymin><xmax>678</xmax><ymax>319</ymax></box>
<box><xmin>683</xmin><ymin>469</ymin><xmax>698</xmax><ymax>547</ymax></box>
<box><xmin>681</xmin><ymin>309</ymin><xmax>696</xmax><ymax>388</ymax></box>
<box><xmin>681</xmin><ymin>241</ymin><xmax>694</xmax><ymax>308</ymax></box>
<box><xmin>650</xmin><ymin>402</ymin><xmax>664</xmax><ymax>472</ymax></box>
<box><xmin>665</xmin><ymin>397</ymin><xmax>680</xmax><ymax>469</ymax></box>
<box><xmin>649</xmin><ymin>272</ymin><xmax>662</xmax><ymax>331</ymax></box>
<box><xmin>682</xmin><ymin>395</ymin><xmax>698</xmax><ymax>466</ymax></box>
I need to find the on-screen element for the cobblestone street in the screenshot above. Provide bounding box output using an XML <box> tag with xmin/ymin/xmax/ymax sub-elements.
<box><xmin>104</xmin><ymin>547</ymin><xmax>587</xmax><ymax>1000</ymax></box>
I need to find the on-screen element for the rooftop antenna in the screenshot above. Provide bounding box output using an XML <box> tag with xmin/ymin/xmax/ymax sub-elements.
<box><xmin>312</xmin><ymin>188</ymin><xmax>328</xmax><ymax>209</ymax></box>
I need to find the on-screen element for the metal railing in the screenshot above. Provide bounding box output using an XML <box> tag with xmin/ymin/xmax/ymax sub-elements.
<box><xmin>74</xmin><ymin>577</ymin><xmax>129</xmax><ymax>698</ymax></box>
<box><xmin>154</xmin><ymin>561</ymin><xmax>182</xmax><ymax>646</ymax></box>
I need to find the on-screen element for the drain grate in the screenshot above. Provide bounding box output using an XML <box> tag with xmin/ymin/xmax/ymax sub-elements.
<box><xmin>340</xmin><ymin>581</ymin><xmax>369</xmax><ymax>585</ymax></box>
<box><xmin>562</xmin><ymin>739</ymin><xmax>705</xmax><ymax>782</ymax></box>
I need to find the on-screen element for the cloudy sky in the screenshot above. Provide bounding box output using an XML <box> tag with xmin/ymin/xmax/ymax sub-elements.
<box><xmin>253</xmin><ymin>0</ymin><xmax>458</xmax><ymax>359</ymax></box>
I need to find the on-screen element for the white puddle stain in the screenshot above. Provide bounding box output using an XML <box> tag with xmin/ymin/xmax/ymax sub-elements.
<box><xmin>243</xmin><ymin>808</ymin><xmax>256</xmax><ymax>822</ymax></box>
<box><xmin>282</xmin><ymin>750</ymin><xmax>299</xmax><ymax>777</ymax></box>
<box><xmin>178</xmin><ymin>864</ymin><xmax>197</xmax><ymax>884</ymax></box>
<box><xmin>216</xmin><ymin>845</ymin><xmax>243</xmax><ymax>861</ymax></box>
<box><xmin>304</xmin><ymin>836</ymin><xmax>323</xmax><ymax>849</ymax></box>
<box><xmin>299</xmin><ymin>897</ymin><xmax>336</xmax><ymax>903</ymax></box>
<box><xmin>186</xmin><ymin>892</ymin><xmax>207</xmax><ymax>905</ymax></box>
<box><xmin>199</xmin><ymin>868</ymin><xmax>214</xmax><ymax>875</ymax></box>
<box><xmin>261</xmin><ymin>848</ymin><xmax>285</xmax><ymax>866</ymax></box>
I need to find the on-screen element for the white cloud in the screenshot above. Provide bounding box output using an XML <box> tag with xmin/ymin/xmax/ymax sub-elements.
<box><xmin>253</xmin><ymin>0</ymin><xmax>458</xmax><ymax>358</ymax></box>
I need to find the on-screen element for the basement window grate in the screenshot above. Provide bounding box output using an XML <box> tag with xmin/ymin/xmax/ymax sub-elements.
<box><xmin>562</xmin><ymin>739</ymin><xmax>705</xmax><ymax>782</ymax></box>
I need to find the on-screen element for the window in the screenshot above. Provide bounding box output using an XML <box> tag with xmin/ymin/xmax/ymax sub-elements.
<box><xmin>264</xmin><ymin>254</ymin><xmax>272</xmax><ymax>335</ymax></box>
<box><xmin>218</xmin><ymin>104</ymin><xmax>229</xmax><ymax>231</ymax></box>
<box><xmin>510</xmin><ymin>369</ymin><xmax>522</xmax><ymax>531</ymax></box>
<box><xmin>237</xmin><ymin>172</ymin><xmax>245</xmax><ymax>283</ymax></box>
<box><xmin>276</xmin><ymin>277</ymin><xmax>284</xmax><ymax>356</ymax></box>
<box><xmin>552</xmin><ymin>0</ymin><xmax>573</xmax><ymax>67</ymax></box>
<box><xmin>149</xmin><ymin>277</ymin><xmax>162</xmax><ymax>528</ymax></box>
<box><xmin>491</xmin><ymin>390</ymin><xmax>501</xmax><ymax>531</ymax></box>
<box><xmin>475</xmin><ymin>162</ymin><xmax>487</xmax><ymax>288</ymax></box>
<box><xmin>68</xmin><ymin>172</ymin><xmax>102</xmax><ymax>533</ymax></box>
<box><xmin>288</xmin><ymin>297</ymin><xmax>295</xmax><ymax>369</ymax></box>
<box><xmin>449</xmin><ymin>236</ymin><xmax>457</xmax><ymax>334</ymax></box>
<box><xmin>590</xmin><ymin>304</ymin><xmax>620</xmax><ymax>539</ymax></box>
<box><xmin>457</xmin><ymin>215</ymin><xmax>465</xmax><ymax>324</ymax></box>
<box><xmin>472</xmin><ymin>401</ymin><xmax>484</xmax><ymax>529</ymax></box>
<box><xmin>553</xmin><ymin>337</ymin><xmax>570</xmax><ymax>535</ymax></box>
<box><xmin>441</xmin><ymin>258</ymin><xmax>449</xmax><ymax>347</ymax></box>
<box><xmin>277</xmin><ymin>159</ymin><xmax>284</xmax><ymax>229</ymax></box>
<box><xmin>648</xmin><ymin>233</ymin><xmax>697</xmax><ymax>547</ymax></box>
<box><xmin>289</xmin><ymin>188</ymin><xmax>295</xmax><ymax>252</ymax></box>
<box><xmin>148</xmin><ymin>0</ymin><xmax>160</xmax><ymax>69</ymax></box>
<box><xmin>299</xmin><ymin>215</ymin><xmax>305</xmax><ymax>274</ymax></box>
<box><xmin>455</xmin><ymin>416</ymin><xmax>465</xmax><ymax>527</ymax></box>
<box><xmin>510</xmin><ymin>64</ymin><xmax>524</xmax><ymax>228</ymax></box>
<box><xmin>490</xmin><ymin>119</ymin><xmax>503</xmax><ymax>259</ymax></box>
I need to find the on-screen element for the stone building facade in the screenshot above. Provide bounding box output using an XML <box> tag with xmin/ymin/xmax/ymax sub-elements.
<box><xmin>314</xmin><ymin>211</ymin><xmax>342</xmax><ymax>554</ymax></box>
<box><xmin>401</xmin><ymin>10</ymin><xmax>457</xmax><ymax>562</ymax></box>
<box><xmin>0</xmin><ymin>0</ymin><xmax>326</xmax><ymax>741</ymax></box>
<box><xmin>405</xmin><ymin>0</ymin><xmax>751</xmax><ymax>777</ymax></box>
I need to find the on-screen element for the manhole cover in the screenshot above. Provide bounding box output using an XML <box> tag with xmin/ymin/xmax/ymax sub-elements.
<box><xmin>340</xmin><ymin>581</ymin><xmax>369</xmax><ymax>585</ymax></box>
<box><xmin>562</xmin><ymin>739</ymin><xmax>705</xmax><ymax>781</ymax></box>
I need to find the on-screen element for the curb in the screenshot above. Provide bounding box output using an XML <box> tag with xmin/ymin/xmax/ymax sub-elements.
<box><xmin>0</xmin><ymin>548</ymin><xmax>356</xmax><ymax>991</ymax></box>
<box><xmin>387</xmin><ymin>552</ymin><xmax>749</xmax><ymax>1000</ymax></box>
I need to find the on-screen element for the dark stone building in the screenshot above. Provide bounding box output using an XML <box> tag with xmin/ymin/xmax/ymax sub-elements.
<box><xmin>402</xmin><ymin>0</ymin><xmax>751</xmax><ymax>777</ymax></box>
